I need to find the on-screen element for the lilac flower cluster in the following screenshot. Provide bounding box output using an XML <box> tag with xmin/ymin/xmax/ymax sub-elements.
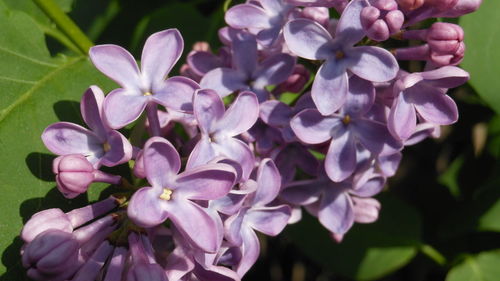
<box><xmin>22</xmin><ymin>0</ymin><xmax>480</xmax><ymax>280</ymax></box>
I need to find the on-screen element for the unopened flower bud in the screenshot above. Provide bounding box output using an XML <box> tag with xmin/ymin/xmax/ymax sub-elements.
<box><xmin>22</xmin><ymin>229</ymin><xmax>81</xmax><ymax>281</ymax></box>
<box><xmin>301</xmin><ymin>7</ymin><xmax>330</xmax><ymax>28</ymax></box>
<box><xmin>361</xmin><ymin>0</ymin><xmax>404</xmax><ymax>41</ymax></box>
<box><xmin>427</xmin><ymin>22</ymin><xmax>465</xmax><ymax>66</ymax></box>
<box><xmin>396</xmin><ymin>0</ymin><xmax>425</xmax><ymax>11</ymax></box>
<box><xmin>54</xmin><ymin>154</ymin><xmax>122</xmax><ymax>198</ymax></box>
<box><xmin>352</xmin><ymin>197</ymin><xmax>381</xmax><ymax>223</ymax></box>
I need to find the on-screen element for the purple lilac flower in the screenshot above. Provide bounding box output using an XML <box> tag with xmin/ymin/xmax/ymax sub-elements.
<box><xmin>225</xmin><ymin>0</ymin><xmax>297</xmax><ymax>48</ymax></box>
<box><xmin>224</xmin><ymin>159</ymin><xmax>291</xmax><ymax>276</ymax></box>
<box><xmin>102</xmin><ymin>247</ymin><xmax>128</xmax><ymax>281</ymax></box>
<box><xmin>388</xmin><ymin>66</ymin><xmax>469</xmax><ymax>140</ymax></box>
<box><xmin>89</xmin><ymin>29</ymin><xmax>199</xmax><ymax>129</ymax></box>
<box><xmin>291</xmin><ymin>75</ymin><xmax>402</xmax><ymax>181</ymax></box>
<box><xmin>127</xmin><ymin>137</ymin><xmax>236</xmax><ymax>252</ymax></box>
<box><xmin>287</xmin><ymin>0</ymin><xmax>349</xmax><ymax>12</ymax></box>
<box><xmin>187</xmin><ymin>89</ymin><xmax>259</xmax><ymax>180</ymax></box>
<box><xmin>281</xmin><ymin>166</ymin><xmax>385</xmax><ymax>234</ymax></box>
<box><xmin>403</xmin><ymin>0</ymin><xmax>482</xmax><ymax>25</ymax></box>
<box><xmin>284</xmin><ymin>0</ymin><xmax>399</xmax><ymax>115</ymax></box>
<box><xmin>42</xmin><ymin>86</ymin><xmax>133</xmax><ymax>168</ymax></box>
<box><xmin>71</xmin><ymin>240</ymin><xmax>114</xmax><ymax>281</ymax></box>
<box><xmin>200</xmin><ymin>31</ymin><xmax>295</xmax><ymax>102</ymax></box>
<box><xmin>127</xmin><ymin>232</ymin><xmax>168</xmax><ymax>281</ymax></box>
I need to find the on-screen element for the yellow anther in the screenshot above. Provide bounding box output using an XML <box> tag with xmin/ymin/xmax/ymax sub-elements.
<box><xmin>159</xmin><ymin>188</ymin><xmax>173</xmax><ymax>201</ymax></box>
<box><xmin>335</xmin><ymin>50</ymin><xmax>345</xmax><ymax>59</ymax></box>
<box><xmin>144</xmin><ymin>92</ymin><xmax>152</xmax><ymax>96</ymax></box>
<box><xmin>342</xmin><ymin>115</ymin><xmax>351</xmax><ymax>125</ymax></box>
<box><xmin>103</xmin><ymin>142</ymin><xmax>111</xmax><ymax>152</ymax></box>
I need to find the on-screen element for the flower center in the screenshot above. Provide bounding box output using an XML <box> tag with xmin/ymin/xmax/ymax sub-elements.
<box><xmin>159</xmin><ymin>188</ymin><xmax>173</xmax><ymax>201</ymax></box>
<box><xmin>342</xmin><ymin>114</ymin><xmax>351</xmax><ymax>125</ymax></box>
<box><xmin>103</xmin><ymin>142</ymin><xmax>111</xmax><ymax>152</ymax></box>
<box><xmin>335</xmin><ymin>50</ymin><xmax>345</xmax><ymax>60</ymax></box>
<box><xmin>143</xmin><ymin>92</ymin><xmax>152</xmax><ymax>96</ymax></box>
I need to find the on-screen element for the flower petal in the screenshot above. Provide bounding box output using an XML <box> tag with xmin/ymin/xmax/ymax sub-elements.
<box><xmin>335</xmin><ymin>0</ymin><xmax>369</xmax><ymax>46</ymax></box>
<box><xmin>225</xmin><ymin>4</ymin><xmax>272</xmax><ymax>30</ymax></box>
<box><xmin>200</xmin><ymin>68</ymin><xmax>248</xmax><ymax>98</ymax></box>
<box><xmin>153</xmin><ymin>76</ymin><xmax>198</xmax><ymax>112</ymax></box>
<box><xmin>80</xmin><ymin>86</ymin><xmax>107</xmax><ymax>138</ymax></box>
<box><xmin>252</xmin><ymin>158</ymin><xmax>281</xmax><ymax>206</ymax></box>
<box><xmin>42</xmin><ymin>122</ymin><xmax>102</xmax><ymax>159</ymax></box>
<box><xmin>343</xmin><ymin>75</ymin><xmax>375</xmax><ymax>117</ymax></box>
<box><xmin>312</xmin><ymin>59</ymin><xmax>349</xmax><ymax>115</ymax></box>
<box><xmin>259</xmin><ymin>100</ymin><xmax>292</xmax><ymax>127</ymax></box>
<box><xmin>213</xmin><ymin>138</ymin><xmax>255</xmax><ymax>181</ymax></box>
<box><xmin>290</xmin><ymin>109</ymin><xmax>338</xmax><ymax>144</ymax></box>
<box><xmin>143</xmin><ymin>137</ymin><xmax>181</xmax><ymax>187</ymax></box>
<box><xmin>388</xmin><ymin>93</ymin><xmax>417</xmax><ymax>140</ymax></box>
<box><xmin>103</xmin><ymin>88</ymin><xmax>147</xmax><ymax>129</ymax></box>
<box><xmin>89</xmin><ymin>45</ymin><xmax>141</xmax><ymax>89</ymax></box>
<box><xmin>100</xmin><ymin>130</ymin><xmax>133</xmax><ymax>167</ymax></box>
<box><xmin>174</xmin><ymin>163</ymin><xmax>235</xmax><ymax>200</ymax></box>
<box><xmin>194</xmin><ymin>89</ymin><xmax>225</xmax><ymax>134</ymax></box>
<box><xmin>324</xmin><ymin>129</ymin><xmax>357</xmax><ymax>182</ymax></box>
<box><xmin>348</xmin><ymin>46</ymin><xmax>398</xmax><ymax>82</ymax></box>
<box><xmin>246</xmin><ymin>205</ymin><xmax>291</xmax><ymax>236</ymax></box>
<box><xmin>284</xmin><ymin>19</ymin><xmax>334</xmax><ymax>60</ymax></box>
<box><xmin>187</xmin><ymin>138</ymin><xmax>218</xmax><ymax>169</ymax></box>
<box><xmin>166</xmin><ymin>199</ymin><xmax>221</xmax><ymax>253</ymax></box>
<box><xmin>353</xmin><ymin>119</ymin><xmax>403</xmax><ymax>156</ymax></box>
<box><xmin>318</xmin><ymin>189</ymin><xmax>354</xmax><ymax>234</ymax></box>
<box><xmin>128</xmin><ymin>186</ymin><xmax>169</xmax><ymax>228</ymax></box>
<box><xmin>236</xmin><ymin>227</ymin><xmax>260</xmax><ymax>277</ymax></box>
<box><xmin>215</xmin><ymin>91</ymin><xmax>259</xmax><ymax>137</ymax></box>
<box><xmin>420</xmin><ymin>66</ymin><xmax>469</xmax><ymax>88</ymax></box>
<box><xmin>253</xmin><ymin>54</ymin><xmax>296</xmax><ymax>91</ymax></box>
<box><xmin>141</xmin><ymin>29</ymin><xmax>183</xmax><ymax>91</ymax></box>
<box><xmin>281</xmin><ymin>179</ymin><xmax>323</xmax><ymax>205</ymax></box>
<box><xmin>230</xmin><ymin>31</ymin><xmax>259</xmax><ymax>77</ymax></box>
<box><xmin>410</xmin><ymin>86</ymin><xmax>458</xmax><ymax>125</ymax></box>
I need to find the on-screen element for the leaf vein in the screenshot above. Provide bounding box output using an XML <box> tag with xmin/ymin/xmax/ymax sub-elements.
<box><xmin>0</xmin><ymin>76</ymin><xmax>36</xmax><ymax>84</ymax></box>
<box><xmin>0</xmin><ymin>45</ymin><xmax>59</xmax><ymax>68</ymax></box>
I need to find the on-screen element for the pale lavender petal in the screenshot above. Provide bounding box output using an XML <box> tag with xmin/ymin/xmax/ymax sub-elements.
<box><xmin>103</xmin><ymin>247</ymin><xmax>127</xmax><ymax>281</ymax></box>
<box><xmin>127</xmin><ymin>263</ymin><xmax>168</xmax><ymax>281</ymax></box>
<box><xmin>290</xmin><ymin>109</ymin><xmax>339</xmax><ymax>144</ymax></box>
<box><xmin>174</xmin><ymin>163</ymin><xmax>235</xmax><ymax>200</ymax></box>
<box><xmin>231</xmin><ymin>31</ymin><xmax>258</xmax><ymax>77</ymax></box>
<box><xmin>188</xmin><ymin>51</ymin><xmax>224</xmax><ymax>76</ymax></box>
<box><xmin>246</xmin><ymin>205</ymin><xmax>291</xmax><ymax>236</ymax></box>
<box><xmin>260</xmin><ymin>0</ymin><xmax>287</xmax><ymax>14</ymax></box>
<box><xmin>141</xmin><ymin>29</ymin><xmax>183</xmax><ymax>90</ymax></box>
<box><xmin>343</xmin><ymin>75</ymin><xmax>375</xmax><ymax>117</ymax></box>
<box><xmin>200</xmin><ymin>68</ymin><xmax>248</xmax><ymax>98</ymax></box>
<box><xmin>259</xmin><ymin>100</ymin><xmax>292</xmax><ymax>126</ymax></box>
<box><xmin>353</xmin><ymin>119</ymin><xmax>403</xmax><ymax>156</ymax></box>
<box><xmin>388</xmin><ymin>93</ymin><xmax>417</xmax><ymax>140</ymax></box>
<box><xmin>236</xmin><ymin>227</ymin><xmax>260</xmax><ymax>277</ymax></box>
<box><xmin>225</xmin><ymin>4</ymin><xmax>272</xmax><ymax>30</ymax></box>
<box><xmin>42</xmin><ymin>122</ymin><xmax>102</xmax><ymax>157</ymax></box>
<box><xmin>224</xmin><ymin>209</ymin><xmax>246</xmax><ymax>246</ymax></box>
<box><xmin>215</xmin><ymin>91</ymin><xmax>259</xmax><ymax>137</ymax></box>
<box><xmin>103</xmin><ymin>88</ymin><xmax>147</xmax><ymax>129</ymax></box>
<box><xmin>143</xmin><ymin>137</ymin><xmax>180</xmax><ymax>187</ymax></box>
<box><xmin>348</xmin><ymin>46</ymin><xmax>398</xmax><ymax>82</ymax></box>
<box><xmin>284</xmin><ymin>19</ymin><xmax>334</xmax><ymax>60</ymax></box>
<box><xmin>335</xmin><ymin>0</ymin><xmax>369</xmax><ymax>46</ymax></box>
<box><xmin>253</xmin><ymin>54</ymin><xmax>296</xmax><ymax>89</ymax></box>
<box><xmin>378</xmin><ymin>152</ymin><xmax>402</xmax><ymax>177</ymax></box>
<box><xmin>410</xmin><ymin>86</ymin><xmax>458</xmax><ymax>125</ymax></box>
<box><xmin>153</xmin><ymin>76</ymin><xmax>199</xmax><ymax>112</ymax></box>
<box><xmin>214</xmin><ymin>138</ymin><xmax>255</xmax><ymax>181</ymax></box>
<box><xmin>89</xmin><ymin>45</ymin><xmax>141</xmax><ymax>89</ymax></box>
<box><xmin>100</xmin><ymin>130</ymin><xmax>133</xmax><ymax>167</ymax></box>
<box><xmin>166</xmin><ymin>199</ymin><xmax>221</xmax><ymax>252</ymax></box>
<box><xmin>193</xmin><ymin>262</ymin><xmax>241</xmax><ymax>281</ymax></box>
<box><xmin>252</xmin><ymin>159</ymin><xmax>281</xmax><ymax>206</ymax></box>
<box><xmin>312</xmin><ymin>59</ymin><xmax>348</xmax><ymax>115</ymax></box>
<box><xmin>281</xmin><ymin>179</ymin><xmax>322</xmax><ymax>206</ymax></box>
<box><xmin>352</xmin><ymin>168</ymin><xmax>386</xmax><ymax>197</ymax></box>
<box><xmin>165</xmin><ymin>242</ymin><xmax>195</xmax><ymax>281</ymax></box>
<box><xmin>81</xmin><ymin>86</ymin><xmax>107</xmax><ymax>139</ymax></box>
<box><xmin>72</xmin><ymin>241</ymin><xmax>114</xmax><ymax>281</ymax></box>
<box><xmin>186</xmin><ymin>138</ymin><xmax>218</xmax><ymax>169</ymax></box>
<box><xmin>352</xmin><ymin>197</ymin><xmax>380</xmax><ymax>223</ymax></box>
<box><xmin>318</xmin><ymin>189</ymin><xmax>354</xmax><ymax>234</ymax></box>
<box><xmin>194</xmin><ymin>89</ymin><xmax>225</xmax><ymax>134</ymax></box>
<box><xmin>420</xmin><ymin>66</ymin><xmax>469</xmax><ymax>88</ymax></box>
<box><xmin>256</xmin><ymin>26</ymin><xmax>282</xmax><ymax>47</ymax></box>
<box><xmin>325</xmin><ymin>129</ymin><xmax>356</xmax><ymax>182</ymax></box>
<box><xmin>128</xmin><ymin>186</ymin><xmax>169</xmax><ymax>228</ymax></box>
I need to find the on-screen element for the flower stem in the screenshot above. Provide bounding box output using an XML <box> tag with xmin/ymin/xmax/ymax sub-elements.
<box><xmin>33</xmin><ymin>0</ymin><xmax>94</xmax><ymax>55</ymax></box>
<box><xmin>420</xmin><ymin>244</ymin><xmax>447</xmax><ymax>265</ymax></box>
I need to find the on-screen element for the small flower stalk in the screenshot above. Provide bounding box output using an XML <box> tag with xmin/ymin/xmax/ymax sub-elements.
<box><xmin>21</xmin><ymin>0</ymin><xmax>480</xmax><ymax>279</ymax></box>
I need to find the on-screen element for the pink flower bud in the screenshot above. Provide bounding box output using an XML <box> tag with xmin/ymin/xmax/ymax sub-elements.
<box><xmin>427</xmin><ymin>22</ymin><xmax>465</xmax><ymax>66</ymax></box>
<box><xmin>54</xmin><ymin>154</ymin><xmax>121</xmax><ymax>198</ymax></box>
<box><xmin>361</xmin><ymin>0</ymin><xmax>404</xmax><ymax>41</ymax></box>
<box><xmin>352</xmin><ymin>197</ymin><xmax>381</xmax><ymax>223</ymax></box>
<box><xmin>21</xmin><ymin>209</ymin><xmax>73</xmax><ymax>243</ymax></box>
<box><xmin>396</xmin><ymin>0</ymin><xmax>424</xmax><ymax>11</ymax></box>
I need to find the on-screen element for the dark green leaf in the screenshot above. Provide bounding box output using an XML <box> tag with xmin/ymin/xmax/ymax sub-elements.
<box><xmin>446</xmin><ymin>251</ymin><xmax>500</xmax><ymax>281</ymax></box>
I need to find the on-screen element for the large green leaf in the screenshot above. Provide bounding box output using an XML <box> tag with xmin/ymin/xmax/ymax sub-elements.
<box><xmin>0</xmin><ymin>1</ymin><xmax>114</xmax><ymax>278</ymax></box>
<box><xmin>446</xmin><ymin>251</ymin><xmax>500</xmax><ymax>281</ymax></box>
<box><xmin>461</xmin><ymin>1</ymin><xmax>500</xmax><ymax>114</ymax></box>
<box><xmin>286</xmin><ymin>193</ymin><xmax>422</xmax><ymax>280</ymax></box>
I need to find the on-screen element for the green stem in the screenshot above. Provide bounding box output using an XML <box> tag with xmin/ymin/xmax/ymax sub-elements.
<box><xmin>32</xmin><ymin>0</ymin><xmax>94</xmax><ymax>55</ymax></box>
<box><xmin>420</xmin><ymin>244</ymin><xmax>447</xmax><ymax>266</ymax></box>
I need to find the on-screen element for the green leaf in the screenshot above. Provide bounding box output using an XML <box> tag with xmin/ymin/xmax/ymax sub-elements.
<box><xmin>0</xmin><ymin>1</ymin><xmax>113</xmax><ymax>276</ymax></box>
<box><xmin>460</xmin><ymin>2</ymin><xmax>500</xmax><ymax>114</ymax></box>
<box><xmin>446</xmin><ymin>251</ymin><xmax>500</xmax><ymax>281</ymax></box>
<box><xmin>286</xmin><ymin>193</ymin><xmax>422</xmax><ymax>280</ymax></box>
<box><xmin>438</xmin><ymin>155</ymin><xmax>465</xmax><ymax>198</ymax></box>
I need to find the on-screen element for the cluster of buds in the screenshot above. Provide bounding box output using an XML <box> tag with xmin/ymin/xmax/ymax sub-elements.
<box><xmin>21</xmin><ymin>0</ymin><xmax>481</xmax><ymax>280</ymax></box>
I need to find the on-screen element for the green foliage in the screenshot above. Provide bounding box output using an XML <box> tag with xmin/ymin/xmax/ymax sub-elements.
<box><xmin>446</xmin><ymin>251</ymin><xmax>500</xmax><ymax>281</ymax></box>
<box><xmin>461</xmin><ymin>1</ymin><xmax>500</xmax><ymax>114</ymax></box>
<box><xmin>287</xmin><ymin>194</ymin><xmax>422</xmax><ymax>280</ymax></box>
